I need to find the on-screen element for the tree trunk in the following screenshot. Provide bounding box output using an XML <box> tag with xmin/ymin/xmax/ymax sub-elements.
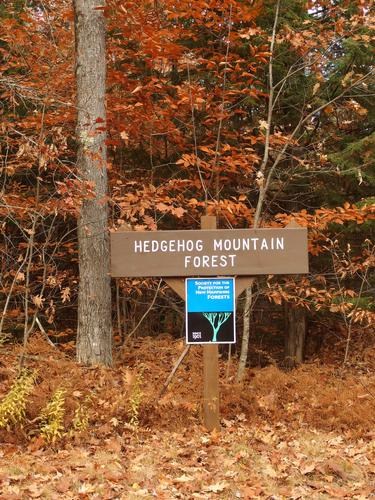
<box><xmin>74</xmin><ymin>0</ymin><xmax>112</xmax><ymax>366</ymax></box>
<box><xmin>236</xmin><ymin>283</ymin><xmax>253</xmax><ymax>382</ymax></box>
<box><xmin>284</xmin><ymin>303</ymin><xmax>306</xmax><ymax>369</ymax></box>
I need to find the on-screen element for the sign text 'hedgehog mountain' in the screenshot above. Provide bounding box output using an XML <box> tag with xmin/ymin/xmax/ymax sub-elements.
<box><xmin>111</xmin><ymin>227</ymin><xmax>308</xmax><ymax>277</ymax></box>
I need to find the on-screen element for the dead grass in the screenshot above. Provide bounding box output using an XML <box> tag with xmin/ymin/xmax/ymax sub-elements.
<box><xmin>1</xmin><ymin>333</ymin><xmax>375</xmax><ymax>498</ymax></box>
<box><xmin>0</xmin><ymin>331</ymin><xmax>375</xmax><ymax>443</ymax></box>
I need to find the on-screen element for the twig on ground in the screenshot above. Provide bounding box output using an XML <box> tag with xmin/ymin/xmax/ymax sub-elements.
<box><xmin>35</xmin><ymin>316</ymin><xmax>57</xmax><ymax>349</ymax></box>
<box><xmin>158</xmin><ymin>345</ymin><xmax>191</xmax><ymax>399</ymax></box>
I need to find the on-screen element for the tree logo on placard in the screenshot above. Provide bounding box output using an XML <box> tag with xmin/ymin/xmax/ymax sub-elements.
<box><xmin>203</xmin><ymin>312</ymin><xmax>231</xmax><ymax>342</ymax></box>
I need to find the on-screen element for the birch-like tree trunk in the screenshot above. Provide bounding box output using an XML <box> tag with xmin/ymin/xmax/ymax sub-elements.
<box><xmin>74</xmin><ymin>0</ymin><xmax>112</xmax><ymax>365</ymax></box>
<box><xmin>236</xmin><ymin>284</ymin><xmax>253</xmax><ymax>382</ymax></box>
<box><xmin>236</xmin><ymin>0</ymin><xmax>280</xmax><ymax>382</ymax></box>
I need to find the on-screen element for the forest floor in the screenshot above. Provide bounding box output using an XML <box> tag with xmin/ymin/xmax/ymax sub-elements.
<box><xmin>1</xmin><ymin>330</ymin><xmax>375</xmax><ymax>499</ymax></box>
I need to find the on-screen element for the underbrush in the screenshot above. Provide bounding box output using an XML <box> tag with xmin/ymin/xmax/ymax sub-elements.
<box><xmin>246</xmin><ymin>364</ymin><xmax>375</xmax><ymax>437</ymax></box>
<box><xmin>0</xmin><ymin>332</ymin><xmax>374</xmax><ymax>447</ymax></box>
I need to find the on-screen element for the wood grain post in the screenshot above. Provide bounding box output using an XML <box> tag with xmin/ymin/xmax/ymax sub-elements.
<box><xmin>201</xmin><ymin>215</ymin><xmax>220</xmax><ymax>431</ymax></box>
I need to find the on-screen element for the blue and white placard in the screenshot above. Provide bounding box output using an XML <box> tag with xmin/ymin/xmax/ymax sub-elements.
<box><xmin>185</xmin><ymin>278</ymin><xmax>236</xmax><ymax>344</ymax></box>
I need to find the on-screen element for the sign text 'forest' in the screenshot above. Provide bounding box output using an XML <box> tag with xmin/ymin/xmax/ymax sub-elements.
<box><xmin>111</xmin><ymin>227</ymin><xmax>308</xmax><ymax>277</ymax></box>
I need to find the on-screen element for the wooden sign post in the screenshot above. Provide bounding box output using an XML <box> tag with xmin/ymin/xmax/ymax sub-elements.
<box><xmin>164</xmin><ymin>216</ymin><xmax>249</xmax><ymax>431</ymax></box>
<box><xmin>165</xmin><ymin>216</ymin><xmax>221</xmax><ymax>430</ymax></box>
<box><xmin>111</xmin><ymin>218</ymin><xmax>309</xmax><ymax>432</ymax></box>
<box><xmin>201</xmin><ymin>216</ymin><xmax>220</xmax><ymax>431</ymax></box>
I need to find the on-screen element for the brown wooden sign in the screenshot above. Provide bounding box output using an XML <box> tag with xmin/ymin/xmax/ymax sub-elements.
<box><xmin>111</xmin><ymin>227</ymin><xmax>308</xmax><ymax>277</ymax></box>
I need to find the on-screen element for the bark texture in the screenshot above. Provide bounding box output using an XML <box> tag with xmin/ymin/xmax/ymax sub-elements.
<box><xmin>74</xmin><ymin>0</ymin><xmax>112</xmax><ymax>366</ymax></box>
<box><xmin>236</xmin><ymin>284</ymin><xmax>253</xmax><ymax>382</ymax></box>
<box><xmin>284</xmin><ymin>303</ymin><xmax>306</xmax><ymax>369</ymax></box>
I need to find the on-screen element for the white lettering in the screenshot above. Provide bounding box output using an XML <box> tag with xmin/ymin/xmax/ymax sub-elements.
<box><xmin>224</xmin><ymin>239</ymin><xmax>231</xmax><ymax>251</ymax></box>
<box><xmin>233</xmin><ymin>239</ymin><xmax>241</xmax><ymax>251</ymax></box>
<box><xmin>186</xmin><ymin>240</ymin><xmax>193</xmax><ymax>252</ymax></box>
<box><xmin>208</xmin><ymin>294</ymin><xmax>230</xmax><ymax>300</ymax></box>
<box><xmin>242</xmin><ymin>238</ymin><xmax>250</xmax><ymax>250</ymax></box>
<box><xmin>134</xmin><ymin>235</ymin><xmax>283</xmax><ymax>255</ymax></box>
<box><xmin>134</xmin><ymin>240</ymin><xmax>143</xmax><ymax>252</ymax></box>
<box><xmin>177</xmin><ymin>240</ymin><xmax>185</xmax><ymax>252</ymax></box>
<box><xmin>276</xmin><ymin>237</ymin><xmax>284</xmax><ymax>250</ymax></box>
<box><xmin>213</xmin><ymin>239</ymin><xmax>222</xmax><ymax>251</ymax></box>
<box><xmin>228</xmin><ymin>254</ymin><xmax>236</xmax><ymax>266</ymax></box>
<box><xmin>178</xmin><ymin>253</ymin><xmax>237</xmax><ymax>269</ymax></box>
